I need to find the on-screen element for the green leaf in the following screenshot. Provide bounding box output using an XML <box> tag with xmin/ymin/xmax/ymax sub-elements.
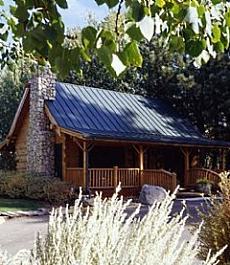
<box><xmin>95</xmin><ymin>0</ymin><xmax>105</xmax><ymax>5</ymax></box>
<box><xmin>96</xmin><ymin>0</ymin><xmax>119</xmax><ymax>8</ymax></box>
<box><xmin>212</xmin><ymin>24</ymin><xmax>221</xmax><ymax>43</ymax></box>
<box><xmin>121</xmin><ymin>41</ymin><xmax>143</xmax><ymax>67</ymax></box>
<box><xmin>197</xmin><ymin>5</ymin><xmax>205</xmax><ymax>18</ymax></box>
<box><xmin>126</xmin><ymin>24</ymin><xmax>143</xmax><ymax>42</ymax></box>
<box><xmin>225</xmin><ymin>12</ymin><xmax>230</xmax><ymax>27</ymax></box>
<box><xmin>131</xmin><ymin>1</ymin><xmax>145</xmax><ymax>22</ymax></box>
<box><xmin>171</xmin><ymin>4</ymin><xmax>180</xmax><ymax>15</ymax></box>
<box><xmin>80</xmin><ymin>49</ymin><xmax>91</xmax><ymax>62</ymax></box>
<box><xmin>107</xmin><ymin>0</ymin><xmax>119</xmax><ymax>8</ymax></box>
<box><xmin>0</xmin><ymin>31</ymin><xmax>8</xmax><ymax>41</ymax></box>
<box><xmin>156</xmin><ymin>0</ymin><xmax>165</xmax><ymax>8</ymax></box>
<box><xmin>56</xmin><ymin>0</ymin><xmax>68</xmax><ymax>9</ymax></box>
<box><xmin>214</xmin><ymin>41</ymin><xmax>225</xmax><ymax>52</ymax></box>
<box><xmin>14</xmin><ymin>5</ymin><xmax>29</xmax><ymax>22</ymax></box>
<box><xmin>97</xmin><ymin>30</ymin><xmax>116</xmax><ymax>52</ymax></box>
<box><xmin>186</xmin><ymin>39</ymin><xmax>205</xmax><ymax>57</ymax></box>
<box><xmin>211</xmin><ymin>0</ymin><xmax>222</xmax><ymax>4</ymax></box>
<box><xmin>82</xmin><ymin>26</ymin><xmax>97</xmax><ymax>49</ymax></box>
<box><xmin>97</xmin><ymin>46</ymin><xmax>112</xmax><ymax>66</ymax></box>
<box><xmin>170</xmin><ymin>36</ymin><xmax>185</xmax><ymax>53</ymax></box>
<box><xmin>0</xmin><ymin>0</ymin><xmax>3</xmax><ymax>6</ymax></box>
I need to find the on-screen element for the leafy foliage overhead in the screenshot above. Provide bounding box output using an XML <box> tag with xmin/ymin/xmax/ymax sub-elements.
<box><xmin>0</xmin><ymin>0</ymin><xmax>230</xmax><ymax>76</ymax></box>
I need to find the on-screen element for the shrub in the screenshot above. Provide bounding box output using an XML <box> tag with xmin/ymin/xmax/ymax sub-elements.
<box><xmin>0</xmin><ymin>171</ymin><xmax>76</xmax><ymax>205</ymax></box>
<box><xmin>198</xmin><ymin>172</ymin><xmax>230</xmax><ymax>264</ymax></box>
<box><xmin>1</xmin><ymin>187</ymin><xmax>225</xmax><ymax>265</ymax></box>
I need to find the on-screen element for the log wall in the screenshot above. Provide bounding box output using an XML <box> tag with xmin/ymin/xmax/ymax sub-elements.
<box><xmin>15</xmin><ymin>113</ymin><xmax>29</xmax><ymax>172</ymax></box>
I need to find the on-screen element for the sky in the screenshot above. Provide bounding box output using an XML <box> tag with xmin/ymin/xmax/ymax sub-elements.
<box><xmin>3</xmin><ymin>0</ymin><xmax>110</xmax><ymax>28</ymax></box>
<box><xmin>62</xmin><ymin>0</ymin><xmax>110</xmax><ymax>28</ymax></box>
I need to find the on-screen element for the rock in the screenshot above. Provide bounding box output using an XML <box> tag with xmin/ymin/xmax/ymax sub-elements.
<box><xmin>139</xmin><ymin>185</ymin><xmax>167</xmax><ymax>205</ymax></box>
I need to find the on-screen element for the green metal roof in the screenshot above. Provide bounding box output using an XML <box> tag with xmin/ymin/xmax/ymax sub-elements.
<box><xmin>46</xmin><ymin>82</ymin><xmax>230</xmax><ymax>147</ymax></box>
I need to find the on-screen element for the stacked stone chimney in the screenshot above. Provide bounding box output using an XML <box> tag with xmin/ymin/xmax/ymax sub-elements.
<box><xmin>27</xmin><ymin>68</ymin><xmax>56</xmax><ymax>177</ymax></box>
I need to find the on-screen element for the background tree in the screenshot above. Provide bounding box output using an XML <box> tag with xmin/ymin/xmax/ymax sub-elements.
<box><xmin>0</xmin><ymin>61</ymin><xmax>32</xmax><ymax>170</ymax></box>
<box><xmin>1</xmin><ymin>0</ymin><xmax>230</xmax><ymax>76</ymax></box>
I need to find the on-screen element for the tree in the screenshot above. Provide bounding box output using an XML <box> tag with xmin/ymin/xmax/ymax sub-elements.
<box><xmin>0</xmin><ymin>61</ymin><xmax>32</xmax><ymax>170</ymax></box>
<box><xmin>0</xmin><ymin>0</ymin><xmax>230</xmax><ymax>77</ymax></box>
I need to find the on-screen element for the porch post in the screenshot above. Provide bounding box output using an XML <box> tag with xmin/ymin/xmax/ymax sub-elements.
<box><xmin>83</xmin><ymin>141</ymin><xmax>88</xmax><ymax>192</ymax></box>
<box><xmin>114</xmin><ymin>166</ymin><xmax>118</xmax><ymax>189</ymax></box>
<box><xmin>181</xmin><ymin>147</ymin><xmax>190</xmax><ymax>187</ymax></box>
<box><xmin>62</xmin><ymin>135</ymin><xmax>66</xmax><ymax>180</ymax></box>
<box><xmin>139</xmin><ymin>145</ymin><xmax>144</xmax><ymax>186</ymax></box>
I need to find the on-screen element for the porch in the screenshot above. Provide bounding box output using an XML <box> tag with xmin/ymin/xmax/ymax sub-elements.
<box><xmin>57</xmin><ymin>135</ymin><xmax>226</xmax><ymax>196</ymax></box>
<box><xmin>65</xmin><ymin>167</ymin><xmax>220</xmax><ymax>196</ymax></box>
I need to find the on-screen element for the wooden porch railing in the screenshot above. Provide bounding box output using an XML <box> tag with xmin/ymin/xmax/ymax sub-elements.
<box><xmin>186</xmin><ymin>168</ymin><xmax>220</xmax><ymax>186</ymax></box>
<box><xmin>66</xmin><ymin>167</ymin><xmax>176</xmax><ymax>191</ymax></box>
<box><xmin>142</xmin><ymin>169</ymin><xmax>177</xmax><ymax>191</ymax></box>
<box><xmin>89</xmin><ymin>168</ymin><xmax>114</xmax><ymax>188</ymax></box>
<box><xmin>117</xmin><ymin>168</ymin><xmax>140</xmax><ymax>188</ymax></box>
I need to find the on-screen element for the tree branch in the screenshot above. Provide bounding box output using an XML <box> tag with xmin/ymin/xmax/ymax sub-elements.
<box><xmin>115</xmin><ymin>0</ymin><xmax>124</xmax><ymax>37</ymax></box>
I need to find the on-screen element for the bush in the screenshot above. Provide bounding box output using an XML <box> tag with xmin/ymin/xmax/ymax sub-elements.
<box><xmin>0</xmin><ymin>187</ymin><xmax>225</xmax><ymax>265</ymax></box>
<box><xmin>0</xmin><ymin>171</ymin><xmax>76</xmax><ymax>205</ymax></box>
<box><xmin>198</xmin><ymin>172</ymin><xmax>230</xmax><ymax>264</ymax></box>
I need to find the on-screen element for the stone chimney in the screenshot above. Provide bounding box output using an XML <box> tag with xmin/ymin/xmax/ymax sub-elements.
<box><xmin>27</xmin><ymin>67</ymin><xmax>56</xmax><ymax>177</ymax></box>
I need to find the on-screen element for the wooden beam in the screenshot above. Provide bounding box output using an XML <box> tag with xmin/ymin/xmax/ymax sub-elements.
<box><xmin>60</xmin><ymin>128</ymin><xmax>85</xmax><ymax>140</ymax></box>
<box><xmin>139</xmin><ymin>145</ymin><xmax>144</xmax><ymax>171</ymax></box>
<box><xmin>44</xmin><ymin>105</ymin><xmax>61</xmax><ymax>136</ymax></box>
<box><xmin>181</xmin><ymin>147</ymin><xmax>190</xmax><ymax>187</ymax></box>
<box><xmin>62</xmin><ymin>135</ymin><xmax>66</xmax><ymax>181</ymax></box>
<box><xmin>83</xmin><ymin>141</ymin><xmax>88</xmax><ymax>192</ymax></box>
<box><xmin>139</xmin><ymin>145</ymin><xmax>144</xmax><ymax>186</ymax></box>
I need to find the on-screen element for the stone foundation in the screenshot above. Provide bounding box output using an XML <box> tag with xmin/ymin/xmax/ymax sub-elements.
<box><xmin>27</xmin><ymin>68</ymin><xmax>56</xmax><ymax>177</ymax></box>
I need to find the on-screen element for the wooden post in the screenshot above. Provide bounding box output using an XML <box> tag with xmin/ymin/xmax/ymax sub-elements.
<box><xmin>182</xmin><ymin>148</ymin><xmax>190</xmax><ymax>187</ymax></box>
<box><xmin>139</xmin><ymin>145</ymin><xmax>144</xmax><ymax>186</ymax></box>
<box><xmin>114</xmin><ymin>166</ymin><xmax>118</xmax><ymax>190</ymax></box>
<box><xmin>172</xmin><ymin>173</ymin><xmax>177</xmax><ymax>191</ymax></box>
<box><xmin>62</xmin><ymin>135</ymin><xmax>66</xmax><ymax>181</ymax></box>
<box><xmin>83</xmin><ymin>141</ymin><xmax>88</xmax><ymax>192</ymax></box>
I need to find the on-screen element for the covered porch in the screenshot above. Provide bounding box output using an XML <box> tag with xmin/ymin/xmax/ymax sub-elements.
<box><xmin>57</xmin><ymin>135</ymin><xmax>228</xmax><ymax>196</ymax></box>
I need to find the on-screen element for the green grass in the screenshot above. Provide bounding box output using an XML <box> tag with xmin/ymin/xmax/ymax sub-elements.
<box><xmin>0</xmin><ymin>198</ymin><xmax>44</xmax><ymax>212</ymax></box>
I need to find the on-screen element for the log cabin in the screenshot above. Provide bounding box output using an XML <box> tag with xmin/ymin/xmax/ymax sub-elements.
<box><xmin>0</xmin><ymin>69</ymin><xmax>229</xmax><ymax>196</ymax></box>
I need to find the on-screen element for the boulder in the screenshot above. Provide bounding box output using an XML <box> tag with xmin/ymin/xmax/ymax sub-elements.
<box><xmin>139</xmin><ymin>184</ymin><xmax>167</xmax><ymax>205</ymax></box>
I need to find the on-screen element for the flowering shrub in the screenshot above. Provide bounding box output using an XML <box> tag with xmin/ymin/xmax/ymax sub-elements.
<box><xmin>0</xmin><ymin>171</ymin><xmax>75</xmax><ymax>205</ymax></box>
<box><xmin>198</xmin><ymin>172</ymin><xmax>230</xmax><ymax>264</ymax></box>
<box><xmin>0</xmin><ymin>186</ymin><xmax>225</xmax><ymax>265</ymax></box>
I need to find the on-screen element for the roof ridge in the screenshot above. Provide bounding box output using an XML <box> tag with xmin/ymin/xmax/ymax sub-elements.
<box><xmin>57</xmin><ymin>81</ymin><xmax>154</xmax><ymax>101</ymax></box>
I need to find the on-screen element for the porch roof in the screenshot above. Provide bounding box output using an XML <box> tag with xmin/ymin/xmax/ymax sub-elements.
<box><xmin>46</xmin><ymin>82</ymin><xmax>230</xmax><ymax>148</ymax></box>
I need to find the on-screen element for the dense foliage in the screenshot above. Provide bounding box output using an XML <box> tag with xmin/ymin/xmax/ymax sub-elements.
<box><xmin>0</xmin><ymin>171</ymin><xmax>76</xmax><ymax>204</ymax></box>
<box><xmin>1</xmin><ymin>0</ymin><xmax>230</xmax><ymax>76</ymax></box>
<box><xmin>0</xmin><ymin>187</ymin><xmax>226</xmax><ymax>265</ymax></box>
<box><xmin>0</xmin><ymin>64</ymin><xmax>31</xmax><ymax>170</ymax></box>
<box><xmin>198</xmin><ymin>172</ymin><xmax>230</xmax><ymax>264</ymax></box>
